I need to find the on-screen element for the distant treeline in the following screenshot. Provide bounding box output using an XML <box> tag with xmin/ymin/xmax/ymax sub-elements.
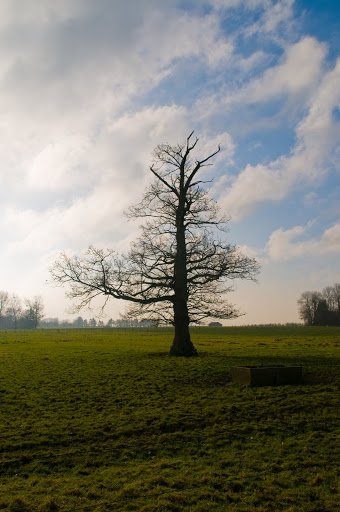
<box><xmin>298</xmin><ymin>284</ymin><xmax>340</xmax><ymax>326</ymax></box>
<box><xmin>40</xmin><ymin>317</ymin><xmax>159</xmax><ymax>328</ymax></box>
<box><xmin>0</xmin><ymin>291</ymin><xmax>44</xmax><ymax>330</ymax></box>
<box><xmin>0</xmin><ymin>290</ymin><xmax>162</xmax><ymax>330</ymax></box>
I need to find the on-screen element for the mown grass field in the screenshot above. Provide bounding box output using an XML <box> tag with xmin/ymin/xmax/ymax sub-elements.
<box><xmin>0</xmin><ymin>326</ymin><xmax>339</xmax><ymax>512</ymax></box>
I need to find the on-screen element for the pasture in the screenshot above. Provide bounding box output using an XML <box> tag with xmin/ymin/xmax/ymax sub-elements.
<box><xmin>0</xmin><ymin>326</ymin><xmax>339</xmax><ymax>511</ymax></box>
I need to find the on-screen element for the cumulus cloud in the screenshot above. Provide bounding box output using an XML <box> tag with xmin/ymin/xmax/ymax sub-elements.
<box><xmin>210</xmin><ymin>0</ymin><xmax>293</xmax><ymax>24</ymax></box>
<box><xmin>220</xmin><ymin>54</ymin><xmax>340</xmax><ymax>219</ymax></box>
<box><xmin>244</xmin><ymin>0</ymin><xmax>295</xmax><ymax>37</ymax></box>
<box><xmin>216</xmin><ymin>36</ymin><xmax>326</xmax><ymax>115</ymax></box>
<box><xmin>266</xmin><ymin>222</ymin><xmax>340</xmax><ymax>261</ymax></box>
<box><xmin>0</xmin><ymin>1</ymin><xmax>234</xmax><ymax>119</ymax></box>
<box><xmin>235</xmin><ymin>37</ymin><xmax>326</xmax><ymax>103</ymax></box>
<box><xmin>4</xmin><ymin>105</ymin><xmax>191</xmax><ymax>252</ymax></box>
<box><xmin>27</xmin><ymin>134</ymin><xmax>95</xmax><ymax>191</ymax></box>
<box><xmin>0</xmin><ymin>1</ymin><xmax>237</xmax><ymax>201</ymax></box>
<box><xmin>320</xmin><ymin>224</ymin><xmax>340</xmax><ymax>253</ymax></box>
<box><xmin>4</xmin><ymin>103</ymin><xmax>235</xmax><ymax>258</ymax></box>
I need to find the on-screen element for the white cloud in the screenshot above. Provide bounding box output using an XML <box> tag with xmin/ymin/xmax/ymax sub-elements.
<box><xmin>295</xmin><ymin>58</ymin><xmax>340</xmax><ymax>160</ymax></box>
<box><xmin>266</xmin><ymin>222</ymin><xmax>340</xmax><ymax>261</ymax></box>
<box><xmin>4</xmin><ymin>105</ymin><xmax>190</xmax><ymax>252</ymax></box>
<box><xmin>245</xmin><ymin>0</ymin><xmax>295</xmax><ymax>36</ymax></box>
<box><xmin>210</xmin><ymin>0</ymin><xmax>290</xmax><ymax>15</ymax></box>
<box><xmin>0</xmin><ymin>2</ymin><xmax>237</xmax><ymax>202</ymax></box>
<box><xmin>321</xmin><ymin>224</ymin><xmax>340</xmax><ymax>253</ymax></box>
<box><xmin>229</xmin><ymin>37</ymin><xmax>326</xmax><ymax>104</ymax></box>
<box><xmin>0</xmin><ymin>1</ymin><xmax>234</xmax><ymax>118</ymax></box>
<box><xmin>28</xmin><ymin>135</ymin><xmax>94</xmax><ymax>191</ymax></box>
<box><xmin>192</xmin><ymin>132</ymin><xmax>235</xmax><ymax>173</ymax></box>
<box><xmin>0</xmin><ymin>0</ymin><xmax>89</xmax><ymax>28</ymax></box>
<box><xmin>196</xmin><ymin>36</ymin><xmax>327</xmax><ymax>150</ymax></box>
<box><xmin>220</xmin><ymin>54</ymin><xmax>340</xmax><ymax>219</ymax></box>
<box><xmin>236</xmin><ymin>50</ymin><xmax>268</xmax><ymax>73</ymax></box>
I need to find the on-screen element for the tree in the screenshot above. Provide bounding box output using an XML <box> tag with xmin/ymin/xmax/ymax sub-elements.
<box><xmin>6</xmin><ymin>294</ymin><xmax>22</xmax><ymax>330</ymax></box>
<box><xmin>322</xmin><ymin>286</ymin><xmax>336</xmax><ymax>312</ymax></box>
<box><xmin>73</xmin><ymin>316</ymin><xmax>84</xmax><ymax>327</ymax></box>
<box><xmin>333</xmin><ymin>284</ymin><xmax>340</xmax><ymax>323</ymax></box>
<box><xmin>325</xmin><ymin>283</ymin><xmax>340</xmax><ymax>324</ymax></box>
<box><xmin>24</xmin><ymin>296</ymin><xmax>44</xmax><ymax>328</ymax></box>
<box><xmin>298</xmin><ymin>283</ymin><xmax>340</xmax><ymax>326</ymax></box>
<box><xmin>314</xmin><ymin>299</ymin><xmax>330</xmax><ymax>326</ymax></box>
<box><xmin>51</xmin><ymin>132</ymin><xmax>260</xmax><ymax>356</ymax></box>
<box><xmin>0</xmin><ymin>291</ymin><xmax>9</xmax><ymax>319</ymax></box>
<box><xmin>298</xmin><ymin>291</ymin><xmax>323</xmax><ymax>325</ymax></box>
<box><xmin>107</xmin><ymin>318</ymin><xmax>115</xmax><ymax>327</ymax></box>
<box><xmin>89</xmin><ymin>318</ymin><xmax>97</xmax><ymax>327</ymax></box>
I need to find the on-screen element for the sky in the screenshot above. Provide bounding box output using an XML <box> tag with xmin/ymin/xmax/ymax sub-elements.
<box><xmin>0</xmin><ymin>0</ymin><xmax>339</xmax><ymax>325</ymax></box>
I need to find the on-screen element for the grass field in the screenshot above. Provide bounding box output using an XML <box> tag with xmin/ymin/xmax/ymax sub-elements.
<box><xmin>0</xmin><ymin>326</ymin><xmax>339</xmax><ymax>511</ymax></box>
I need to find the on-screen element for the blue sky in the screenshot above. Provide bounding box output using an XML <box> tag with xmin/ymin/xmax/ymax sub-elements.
<box><xmin>0</xmin><ymin>0</ymin><xmax>339</xmax><ymax>324</ymax></box>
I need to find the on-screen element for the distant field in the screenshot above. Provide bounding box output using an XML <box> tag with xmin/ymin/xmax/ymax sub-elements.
<box><xmin>0</xmin><ymin>326</ymin><xmax>339</xmax><ymax>511</ymax></box>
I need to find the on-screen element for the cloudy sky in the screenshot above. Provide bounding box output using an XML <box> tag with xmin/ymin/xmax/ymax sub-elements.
<box><xmin>1</xmin><ymin>0</ymin><xmax>339</xmax><ymax>324</ymax></box>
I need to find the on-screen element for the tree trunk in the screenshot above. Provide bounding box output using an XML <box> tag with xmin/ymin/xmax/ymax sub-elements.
<box><xmin>169</xmin><ymin>187</ymin><xmax>198</xmax><ymax>357</ymax></box>
<box><xmin>169</xmin><ymin>299</ymin><xmax>198</xmax><ymax>356</ymax></box>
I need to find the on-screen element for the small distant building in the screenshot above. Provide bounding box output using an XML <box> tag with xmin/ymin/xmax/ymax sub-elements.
<box><xmin>209</xmin><ymin>321</ymin><xmax>222</xmax><ymax>327</ymax></box>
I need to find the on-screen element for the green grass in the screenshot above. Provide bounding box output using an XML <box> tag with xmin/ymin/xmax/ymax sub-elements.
<box><xmin>0</xmin><ymin>326</ymin><xmax>339</xmax><ymax>511</ymax></box>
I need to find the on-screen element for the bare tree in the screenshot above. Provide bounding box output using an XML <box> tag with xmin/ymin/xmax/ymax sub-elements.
<box><xmin>6</xmin><ymin>294</ymin><xmax>22</xmax><ymax>330</ymax></box>
<box><xmin>298</xmin><ymin>291</ymin><xmax>322</xmax><ymax>325</ymax></box>
<box><xmin>322</xmin><ymin>286</ymin><xmax>336</xmax><ymax>311</ymax></box>
<box><xmin>298</xmin><ymin>284</ymin><xmax>340</xmax><ymax>326</ymax></box>
<box><xmin>329</xmin><ymin>283</ymin><xmax>340</xmax><ymax>319</ymax></box>
<box><xmin>25</xmin><ymin>296</ymin><xmax>45</xmax><ymax>328</ymax></box>
<box><xmin>51</xmin><ymin>132</ymin><xmax>260</xmax><ymax>356</ymax></box>
<box><xmin>0</xmin><ymin>291</ymin><xmax>9</xmax><ymax>318</ymax></box>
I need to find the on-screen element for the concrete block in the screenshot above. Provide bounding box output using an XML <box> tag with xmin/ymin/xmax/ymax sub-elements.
<box><xmin>231</xmin><ymin>366</ymin><xmax>302</xmax><ymax>387</ymax></box>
